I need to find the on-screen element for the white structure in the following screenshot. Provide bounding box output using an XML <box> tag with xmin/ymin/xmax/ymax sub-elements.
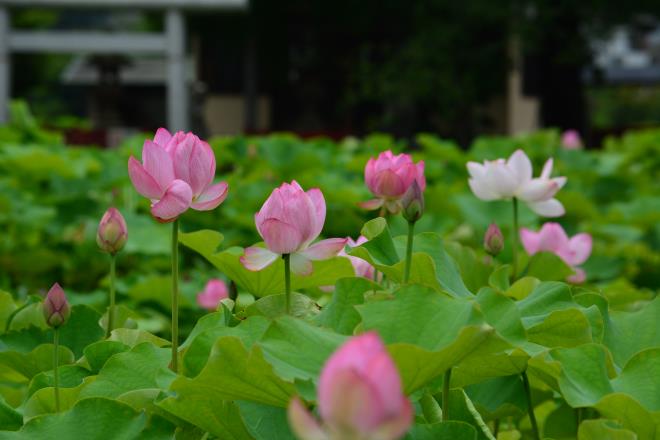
<box><xmin>0</xmin><ymin>0</ymin><xmax>248</xmax><ymax>130</ymax></box>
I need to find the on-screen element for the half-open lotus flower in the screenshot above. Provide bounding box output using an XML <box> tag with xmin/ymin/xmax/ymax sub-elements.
<box><xmin>196</xmin><ymin>279</ymin><xmax>229</xmax><ymax>311</ymax></box>
<box><xmin>128</xmin><ymin>128</ymin><xmax>229</xmax><ymax>222</ymax></box>
<box><xmin>466</xmin><ymin>149</ymin><xmax>566</xmax><ymax>217</ymax></box>
<box><xmin>520</xmin><ymin>222</ymin><xmax>592</xmax><ymax>283</ymax></box>
<box><xmin>240</xmin><ymin>181</ymin><xmax>347</xmax><ymax>276</ymax></box>
<box><xmin>288</xmin><ymin>332</ymin><xmax>413</xmax><ymax>440</ymax></box>
<box><xmin>362</xmin><ymin>151</ymin><xmax>425</xmax><ymax>214</ymax></box>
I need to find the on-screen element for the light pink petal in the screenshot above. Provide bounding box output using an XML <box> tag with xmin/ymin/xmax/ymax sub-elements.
<box><xmin>520</xmin><ymin>228</ymin><xmax>541</xmax><ymax>255</ymax></box>
<box><xmin>517</xmin><ymin>179</ymin><xmax>559</xmax><ymax>202</ymax></box>
<box><xmin>150</xmin><ymin>179</ymin><xmax>192</xmax><ymax>221</ymax></box>
<box><xmin>366</xmin><ymin>351</ymin><xmax>405</xmax><ymax>412</ymax></box>
<box><xmin>359</xmin><ymin>198</ymin><xmax>384</xmax><ymax>210</ymax></box>
<box><xmin>567</xmin><ymin>267</ymin><xmax>586</xmax><ymax>284</ymax></box>
<box><xmin>552</xmin><ymin>176</ymin><xmax>567</xmax><ymax>191</ymax></box>
<box><xmin>538</xmin><ymin>222</ymin><xmax>570</xmax><ymax>252</ymax></box>
<box><xmin>188</xmin><ymin>140</ymin><xmax>216</xmax><ymax>197</ymax></box>
<box><xmin>364</xmin><ymin>158</ymin><xmax>377</xmax><ymax>192</ymax></box>
<box><xmin>507</xmin><ymin>149</ymin><xmax>533</xmax><ymax>184</ymax></box>
<box><xmin>142</xmin><ymin>140</ymin><xmax>175</xmax><ymax>191</ymax></box>
<box><xmin>288</xmin><ymin>398</ymin><xmax>328</xmax><ymax>440</ymax></box>
<box><xmin>256</xmin><ymin>189</ymin><xmax>285</xmax><ymax>235</ymax></box>
<box><xmin>540</xmin><ymin>158</ymin><xmax>554</xmax><ymax>179</ymax></box>
<box><xmin>278</xmin><ymin>183</ymin><xmax>316</xmax><ymax>244</ymax></box>
<box><xmin>290</xmin><ymin>253</ymin><xmax>313</xmax><ymax>276</ymax></box>
<box><xmin>300</xmin><ymin>238</ymin><xmax>348</xmax><ymax>261</ymax></box>
<box><xmin>197</xmin><ymin>279</ymin><xmax>228</xmax><ymax>311</ymax></box>
<box><xmin>415</xmin><ymin>161</ymin><xmax>426</xmax><ymax>191</ymax></box>
<box><xmin>171</xmin><ymin>133</ymin><xmax>195</xmax><ymax>186</ymax></box>
<box><xmin>191</xmin><ymin>181</ymin><xmax>229</xmax><ymax>211</ymax></box>
<box><xmin>566</xmin><ymin>233</ymin><xmax>592</xmax><ymax>266</ymax></box>
<box><xmin>527</xmin><ymin>198</ymin><xmax>565</xmax><ymax>217</ymax></box>
<box><xmin>128</xmin><ymin>156</ymin><xmax>163</xmax><ymax>199</ymax></box>
<box><xmin>373</xmin><ymin>397</ymin><xmax>414</xmax><ymax>440</ymax></box>
<box><xmin>240</xmin><ymin>246</ymin><xmax>280</xmax><ymax>271</ymax></box>
<box><xmin>466</xmin><ymin>161</ymin><xmax>487</xmax><ymax>179</ymax></box>
<box><xmin>153</xmin><ymin>127</ymin><xmax>172</xmax><ymax>146</ymax></box>
<box><xmin>261</xmin><ymin>218</ymin><xmax>304</xmax><ymax>254</ymax></box>
<box><xmin>373</xmin><ymin>169</ymin><xmax>406</xmax><ymax>197</ymax></box>
<box><xmin>306</xmin><ymin>188</ymin><xmax>326</xmax><ymax>241</ymax></box>
<box><xmin>468</xmin><ymin>178</ymin><xmax>499</xmax><ymax>201</ymax></box>
<box><xmin>485</xmin><ymin>162</ymin><xmax>517</xmax><ymax>197</ymax></box>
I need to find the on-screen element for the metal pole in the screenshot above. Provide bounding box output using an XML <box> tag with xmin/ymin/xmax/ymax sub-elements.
<box><xmin>0</xmin><ymin>7</ymin><xmax>10</xmax><ymax>124</ymax></box>
<box><xmin>166</xmin><ymin>8</ymin><xmax>187</xmax><ymax>131</ymax></box>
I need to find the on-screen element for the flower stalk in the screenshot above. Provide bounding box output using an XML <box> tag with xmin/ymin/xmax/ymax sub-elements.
<box><xmin>522</xmin><ymin>371</ymin><xmax>540</xmax><ymax>440</ymax></box>
<box><xmin>283</xmin><ymin>253</ymin><xmax>291</xmax><ymax>314</ymax></box>
<box><xmin>106</xmin><ymin>254</ymin><xmax>117</xmax><ymax>338</ymax></box>
<box><xmin>512</xmin><ymin>197</ymin><xmax>519</xmax><ymax>280</ymax></box>
<box><xmin>53</xmin><ymin>327</ymin><xmax>60</xmax><ymax>412</ymax></box>
<box><xmin>403</xmin><ymin>221</ymin><xmax>415</xmax><ymax>284</ymax></box>
<box><xmin>442</xmin><ymin>368</ymin><xmax>452</xmax><ymax>421</ymax></box>
<box><xmin>170</xmin><ymin>219</ymin><xmax>179</xmax><ymax>373</ymax></box>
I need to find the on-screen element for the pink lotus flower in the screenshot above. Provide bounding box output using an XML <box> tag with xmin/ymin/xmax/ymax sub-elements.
<box><xmin>43</xmin><ymin>283</ymin><xmax>70</xmax><ymax>328</ymax></box>
<box><xmin>288</xmin><ymin>332</ymin><xmax>413</xmax><ymax>440</ymax></box>
<box><xmin>96</xmin><ymin>207</ymin><xmax>128</xmax><ymax>254</ymax></box>
<box><xmin>561</xmin><ymin>130</ymin><xmax>583</xmax><ymax>150</ymax></box>
<box><xmin>341</xmin><ymin>236</ymin><xmax>376</xmax><ymax>280</ymax></box>
<box><xmin>467</xmin><ymin>149</ymin><xmax>567</xmax><ymax>217</ymax></box>
<box><xmin>196</xmin><ymin>279</ymin><xmax>229</xmax><ymax>311</ymax></box>
<box><xmin>520</xmin><ymin>222</ymin><xmax>592</xmax><ymax>283</ymax></box>
<box><xmin>240</xmin><ymin>181</ymin><xmax>347</xmax><ymax>276</ymax></box>
<box><xmin>128</xmin><ymin>128</ymin><xmax>229</xmax><ymax>222</ymax></box>
<box><xmin>362</xmin><ymin>151</ymin><xmax>426</xmax><ymax>214</ymax></box>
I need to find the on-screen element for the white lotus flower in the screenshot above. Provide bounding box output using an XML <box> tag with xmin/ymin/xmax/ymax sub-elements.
<box><xmin>466</xmin><ymin>149</ymin><xmax>567</xmax><ymax>217</ymax></box>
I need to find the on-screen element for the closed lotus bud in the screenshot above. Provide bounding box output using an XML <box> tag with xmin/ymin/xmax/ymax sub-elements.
<box><xmin>197</xmin><ymin>279</ymin><xmax>229</xmax><ymax>311</ymax></box>
<box><xmin>484</xmin><ymin>223</ymin><xmax>504</xmax><ymax>256</ymax></box>
<box><xmin>97</xmin><ymin>207</ymin><xmax>128</xmax><ymax>254</ymax></box>
<box><xmin>43</xmin><ymin>283</ymin><xmax>70</xmax><ymax>328</ymax></box>
<box><xmin>401</xmin><ymin>180</ymin><xmax>424</xmax><ymax>223</ymax></box>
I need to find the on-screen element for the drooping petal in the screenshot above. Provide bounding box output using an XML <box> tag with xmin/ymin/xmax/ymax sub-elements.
<box><xmin>150</xmin><ymin>179</ymin><xmax>192</xmax><ymax>222</ymax></box>
<box><xmin>260</xmin><ymin>218</ymin><xmax>304</xmax><ymax>254</ymax></box>
<box><xmin>359</xmin><ymin>198</ymin><xmax>384</xmax><ymax>210</ymax></box>
<box><xmin>566</xmin><ymin>233</ymin><xmax>592</xmax><ymax>266</ymax></box>
<box><xmin>517</xmin><ymin>179</ymin><xmax>559</xmax><ymax>202</ymax></box>
<box><xmin>520</xmin><ymin>228</ymin><xmax>541</xmax><ymax>255</ymax></box>
<box><xmin>153</xmin><ymin>127</ymin><xmax>172</xmax><ymax>146</ymax></box>
<box><xmin>288</xmin><ymin>398</ymin><xmax>328</xmax><ymax>440</ymax></box>
<box><xmin>128</xmin><ymin>156</ymin><xmax>163</xmax><ymax>199</ymax></box>
<box><xmin>191</xmin><ymin>181</ymin><xmax>229</xmax><ymax>211</ymax></box>
<box><xmin>507</xmin><ymin>149</ymin><xmax>533</xmax><ymax>184</ymax></box>
<box><xmin>300</xmin><ymin>238</ymin><xmax>348</xmax><ymax>260</ymax></box>
<box><xmin>527</xmin><ymin>198</ymin><xmax>565</xmax><ymax>217</ymax></box>
<box><xmin>142</xmin><ymin>140</ymin><xmax>175</xmax><ymax>191</ymax></box>
<box><xmin>567</xmin><ymin>267</ymin><xmax>586</xmax><ymax>284</ymax></box>
<box><xmin>240</xmin><ymin>246</ymin><xmax>280</xmax><ymax>271</ymax></box>
<box><xmin>290</xmin><ymin>253</ymin><xmax>313</xmax><ymax>276</ymax></box>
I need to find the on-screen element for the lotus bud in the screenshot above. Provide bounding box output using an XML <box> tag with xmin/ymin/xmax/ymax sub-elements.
<box><xmin>401</xmin><ymin>180</ymin><xmax>424</xmax><ymax>223</ymax></box>
<box><xmin>197</xmin><ymin>279</ymin><xmax>229</xmax><ymax>311</ymax></box>
<box><xmin>484</xmin><ymin>223</ymin><xmax>504</xmax><ymax>256</ymax></box>
<box><xmin>43</xmin><ymin>283</ymin><xmax>70</xmax><ymax>328</ymax></box>
<box><xmin>96</xmin><ymin>207</ymin><xmax>128</xmax><ymax>254</ymax></box>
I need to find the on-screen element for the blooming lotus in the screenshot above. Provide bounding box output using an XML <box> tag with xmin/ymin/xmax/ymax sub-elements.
<box><xmin>43</xmin><ymin>283</ymin><xmax>70</xmax><ymax>328</ymax></box>
<box><xmin>96</xmin><ymin>207</ymin><xmax>128</xmax><ymax>254</ymax></box>
<box><xmin>288</xmin><ymin>332</ymin><xmax>413</xmax><ymax>440</ymax></box>
<box><xmin>466</xmin><ymin>149</ymin><xmax>567</xmax><ymax>217</ymax></box>
<box><xmin>197</xmin><ymin>279</ymin><xmax>229</xmax><ymax>311</ymax></box>
<box><xmin>561</xmin><ymin>130</ymin><xmax>583</xmax><ymax>150</ymax></box>
<box><xmin>520</xmin><ymin>222</ymin><xmax>592</xmax><ymax>283</ymax></box>
<box><xmin>128</xmin><ymin>128</ymin><xmax>228</xmax><ymax>222</ymax></box>
<box><xmin>341</xmin><ymin>236</ymin><xmax>376</xmax><ymax>280</ymax></box>
<box><xmin>240</xmin><ymin>181</ymin><xmax>347</xmax><ymax>275</ymax></box>
<box><xmin>362</xmin><ymin>151</ymin><xmax>425</xmax><ymax>214</ymax></box>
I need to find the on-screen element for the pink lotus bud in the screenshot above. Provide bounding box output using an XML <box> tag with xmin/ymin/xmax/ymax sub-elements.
<box><xmin>484</xmin><ymin>223</ymin><xmax>504</xmax><ymax>256</ymax></box>
<box><xmin>520</xmin><ymin>222</ymin><xmax>592</xmax><ymax>283</ymax></box>
<box><xmin>128</xmin><ymin>128</ymin><xmax>228</xmax><ymax>222</ymax></box>
<box><xmin>466</xmin><ymin>149</ymin><xmax>567</xmax><ymax>217</ymax></box>
<box><xmin>196</xmin><ymin>279</ymin><xmax>229</xmax><ymax>311</ymax></box>
<box><xmin>561</xmin><ymin>130</ymin><xmax>583</xmax><ymax>150</ymax></box>
<box><xmin>43</xmin><ymin>283</ymin><xmax>70</xmax><ymax>328</ymax></box>
<box><xmin>288</xmin><ymin>332</ymin><xmax>413</xmax><ymax>440</ymax></box>
<box><xmin>241</xmin><ymin>181</ymin><xmax>347</xmax><ymax>276</ymax></box>
<box><xmin>401</xmin><ymin>180</ymin><xmax>424</xmax><ymax>223</ymax></box>
<box><xmin>96</xmin><ymin>207</ymin><xmax>128</xmax><ymax>254</ymax></box>
<box><xmin>361</xmin><ymin>150</ymin><xmax>425</xmax><ymax>214</ymax></box>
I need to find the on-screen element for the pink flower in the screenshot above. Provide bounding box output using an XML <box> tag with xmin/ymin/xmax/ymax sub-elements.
<box><xmin>520</xmin><ymin>222</ymin><xmax>592</xmax><ymax>283</ymax></box>
<box><xmin>43</xmin><ymin>283</ymin><xmax>70</xmax><ymax>328</ymax></box>
<box><xmin>288</xmin><ymin>332</ymin><xmax>413</xmax><ymax>440</ymax></box>
<box><xmin>362</xmin><ymin>151</ymin><xmax>425</xmax><ymax>214</ymax></box>
<box><xmin>196</xmin><ymin>279</ymin><xmax>229</xmax><ymax>311</ymax></box>
<box><xmin>340</xmin><ymin>236</ymin><xmax>376</xmax><ymax>279</ymax></box>
<box><xmin>467</xmin><ymin>149</ymin><xmax>567</xmax><ymax>217</ymax></box>
<box><xmin>128</xmin><ymin>128</ymin><xmax>229</xmax><ymax>222</ymax></box>
<box><xmin>240</xmin><ymin>181</ymin><xmax>347</xmax><ymax>276</ymax></box>
<box><xmin>561</xmin><ymin>130</ymin><xmax>583</xmax><ymax>150</ymax></box>
<box><xmin>96</xmin><ymin>207</ymin><xmax>128</xmax><ymax>254</ymax></box>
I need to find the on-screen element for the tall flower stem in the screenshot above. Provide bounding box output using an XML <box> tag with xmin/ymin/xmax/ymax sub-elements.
<box><xmin>403</xmin><ymin>221</ymin><xmax>415</xmax><ymax>283</ymax></box>
<box><xmin>522</xmin><ymin>371</ymin><xmax>540</xmax><ymax>440</ymax></box>
<box><xmin>53</xmin><ymin>328</ymin><xmax>60</xmax><ymax>412</ymax></box>
<box><xmin>511</xmin><ymin>197</ymin><xmax>519</xmax><ymax>280</ymax></box>
<box><xmin>442</xmin><ymin>368</ymin><xmax>452</xmax><ymax>421</ymax></box>
<box><xmin>106</xmin><ymin>254</ymin><xmax>117</xmax><ymax>338</ymax></box>
<box><xmin>283</xmin><ymin>254</ymin><xmax>291</xmax><ymax>314</ymax></box>
<box><xmin>170</xmin><ymin>219</ymin><xmax>179</xmax><ymax>373</ymax></box>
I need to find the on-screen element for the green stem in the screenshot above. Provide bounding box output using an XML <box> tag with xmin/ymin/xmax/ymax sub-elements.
<box><xmin>403</xmin><ymin>221</ymin><xmax>415</xmax><ymax>284</ymax></box>
<box><xmin>283</xmin><ymin>254</ymin><xmax>291</xmax><ymax>314</ymax></box>
<box><xmin>522</xmin><ymin>371</ymin><xmax>540</xmax><ymax>440</ymax></box>
<box><xmin>442</xmin><ymin>368</ymin><xmax>452</xmax><ymax>421</ymax></box>
<box><xmin>171</xmin><ymin>219</ymin><xmax>179</xmax><ymax>373</ymax></box>
<box><xmin>106</xmin><ymin>254</ymin><xmax>117</xmax><ymax>338</ymax></box>
<box><xmin>493</xmin><ymin>419</ymin><xmax>500</xmax><ymax>437</ymax></box>
<box><xmin>53</xmin><ymin>328</ymin><xmax>60</xmax><ymax>412</ymax></box>
<box><xmin>512</xmin><ymin>197</ymin><xmax>519</xmax><ymax>280</ymax></box>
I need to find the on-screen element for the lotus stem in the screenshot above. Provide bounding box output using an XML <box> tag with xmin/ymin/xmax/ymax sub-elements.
<box><xmin>171</xmin><ymin>219</ymin><xmax>179</xmax><ymax>373</ymax></box>
<box><xmin>522</xmin><ymin>371</ymin><xmax>540</xmax><ymax>440</ymax></box>
<box><xmin>53</xmin><ymin>328</ymin><xmax>60</xmax><ymax>412</ymax></box>
<box><xmin>403</xmin><ymin>221</ymin><xmax>415</xmax><ymax>284</ymax></box>
<box><xmin>106</xmin><ymin>254</ymin><xmax>117</xmax><ymax>338</ymax></box>
<box><xmin>283</xmin><ymin>254</ymin><xmax>291</xmax><ymax>314</ymax></box>
<box><xmin>442</xmin><ymin>368</ymin><xmax>452</xmax><ymax>421</ymax></box>
<box><xmin>511</xmin><ymin>197</ymin><xmax>519</xmax><ymax>280</ymax></box>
